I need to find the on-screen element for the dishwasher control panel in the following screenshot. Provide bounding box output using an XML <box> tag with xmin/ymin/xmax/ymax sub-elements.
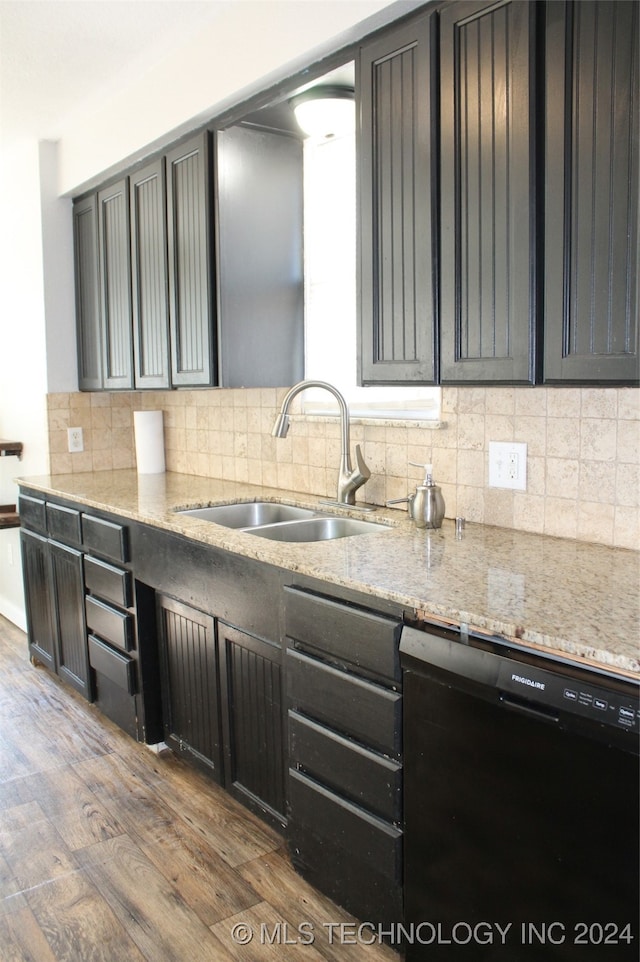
<box><xmin>497</xmin><ymin>661</ymin><xmax>639</xmax><ymax>733</ymax></box>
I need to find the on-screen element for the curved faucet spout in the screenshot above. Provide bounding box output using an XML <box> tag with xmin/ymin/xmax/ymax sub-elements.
<box><xmin>272</xmin><ymin>380</ymin><xmax>371</xmax><ymax>505</ymax></box>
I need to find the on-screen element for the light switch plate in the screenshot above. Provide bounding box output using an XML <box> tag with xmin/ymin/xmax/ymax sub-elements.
<box><xmin>489</xmin><ymin>441</ymin><xmax>527</xmax><ymax>491</ymax></box>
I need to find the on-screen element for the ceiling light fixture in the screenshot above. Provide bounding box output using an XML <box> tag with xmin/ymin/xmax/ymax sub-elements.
<box><xmin>289</xmin><ymin>85</ymin><xmax>355</xmax><ymax>140</ymax></box>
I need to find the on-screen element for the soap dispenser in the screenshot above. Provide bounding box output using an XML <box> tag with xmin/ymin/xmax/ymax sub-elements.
<box><xmin>408</xmin><ymin>463</ymin><xmax>446</xmax><ymax>529</ymax></box>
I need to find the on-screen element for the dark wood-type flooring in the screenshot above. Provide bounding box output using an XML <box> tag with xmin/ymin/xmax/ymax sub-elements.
<box><xmin>0</xmin><ymin>615</ymin><xmax>396</xmax><ymax>961</ymax></box>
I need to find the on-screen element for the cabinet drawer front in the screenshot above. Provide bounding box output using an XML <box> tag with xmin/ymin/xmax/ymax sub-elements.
<box><xmin>19</xmin><ymin>494</ymin><xmax>47</xmax><ymax>533</ymax></box>
<box><xmin>289</xmin><ymin>710</ymin><xmax>402</xmax><ymax>822</ymax></box>
<box><xmin>285</xmin><ymin>586</ymin><xmax>401</xmax><ymax>683</ymax></box>
<box><xmin>82</xmin><ymin>514</ymin><xmax>129</xmax><ymax>563</ymax></box>
<box><xmin>85</xmin><ymin>595</ymin><xmax>134</xmax><ymax>651</ymax></box>
<box><xmin>88</xmin><ymin>634</ymin><xmax>136</xmax><ymax>694</ymax></box>
<box><xmin>287</xmin><ymin>649</ymin><xmax>401</xmax><ymax>756</ymax></box>
<box><xmin>288</xmin><ymin>769</ymin><xmax>402</xmax><ymax>882</ymax></box>
<box><xmin>84</xmin><ymin>555</ymin><xmax>132</xmax><ymax>608</ymax></box>
<box><xmin>47</xmin><ymin>503</ymin><xmax>82</xmax><ymax>545</ymax></box>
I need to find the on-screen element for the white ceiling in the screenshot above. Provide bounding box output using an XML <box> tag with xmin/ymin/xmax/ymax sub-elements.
<box><xmin>0</xmin><ymin>0</ymin><xmax>235</xmax><ymax>143</ymax></box>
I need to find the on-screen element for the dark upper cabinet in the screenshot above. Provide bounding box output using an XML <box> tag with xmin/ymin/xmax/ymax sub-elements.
<box><xmin>439</xmin><ymin>0</ymin><xmax>536</xmax><ymax>384</ymax></box>
<box><xmin>130</xmin><ymin>159</ymin><xmax>171</xmax><ymax>389</ymax></box>
<box><xmin>544</xmin><ymin>0</ymin><xmax>639</xmax><ymax>384</ymax></box>
<box><xmin>216</xmin><ymin>125</ymin><xmax>304</xmax><ymax>388</ymax></box>
<box><xmin>73</xmin><ymin>194</ymin><xmax>103</xmax><ymax>391</ymax></box>
<box><xmin>97</xmin><ymin>179</ymin><xmax>134</xmax><ymax>390</ymax></box>
<box><xmin>358</xmin><ymin>11</ymin><xmax>438</xmax><ymax>384</ymax></box>
<box><xmin>166</xmin><ymin>133</ymin><xmax>217</xmax><ymax>387</ymax></box>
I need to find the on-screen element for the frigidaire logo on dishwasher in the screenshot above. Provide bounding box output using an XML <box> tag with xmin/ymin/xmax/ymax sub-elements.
<box><xmin>511</xmin><ymin>673</ymin><xmax>546</xmax><ymax>691</ymax></box>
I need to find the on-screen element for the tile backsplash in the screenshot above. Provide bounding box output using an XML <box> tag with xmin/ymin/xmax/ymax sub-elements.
<box><xmin>47</xmin><ymin>386</ymin><xmax>639</xmax><ymax>550</ymax></box>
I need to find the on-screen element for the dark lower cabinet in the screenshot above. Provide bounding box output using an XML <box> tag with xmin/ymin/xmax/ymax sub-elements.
<box><xmin>21</xmin><ymin>510</ymin><xmax>90</xmax><ymax>698</ymax></box>
<box><xmin>49</xmin><ymin>540</ymin><xmax>91</xmax><ymax>698</ymax></box>
<box><xmin>156</xmin><ymin>594</ymin><xmax>222</xmax><ymax>779</ymax></box>
<box><xmin>21</xmin><ymin>527</ymin><xmax>56</xmax><ymax>672</ymax></box>
<box><xmin>284</xmin><ymin>586</ymin><xmax>403</xmax><ymax>925</ymax></box>
<box><xmin>218</xmin><ymin>622</ymin><xmax>285</xmax><ymax>826</ymax></box>
<box><xmin>544</xmin><ymin>0</ymin><xmax>639</xmax><ymax>384</ymax></box>
<box><xmin>155</xmin><ymin>595</ymin><xmax>286</xmax><ymax>829</ymax></box>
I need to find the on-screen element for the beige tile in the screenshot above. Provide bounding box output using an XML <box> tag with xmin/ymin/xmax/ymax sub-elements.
<box><xmin>455</xmin><ymin>484</ymin><xmax>483</xmax><ymax>522</ymax></box>
<box><xmin>581</xmin><ymin>387</ymin><xmax>618</xmax><ymax>420</ymax></box>
<box><xmin>48</xmin><ymin>409</ymin><xmax>71</xmax><ymax>431</ymax></box>
<box><xmin>234</xmin><ymin>458</ymin><xmax>249</xmax><ymax>483</ymax></box>
<box><xmin>386</xmin><ymin>443</ymin><xmax>409</xmax><ymax>476</ymax></box>
<box><xmin>291</xmin><ymin>436</ymin><xmax>309</xmax><ymax>465</ymax></box>
<box><xmin>545</xmin><ymin>458</ymin><xmax>579</xmax><ymax>499</ymax></box>
<box><xmin>546</xmin><ymin>417</ymin><xmax>580</xmax><ymax>458</ymax></box>
<box><xmin>71</xmin><ymin>451</ymin><xmax>93</xmax><ymax>473</ymax></box>
<box><xmin>580</xmin><ymin>418</ymin><xmax>617</xmax><ymax>462</ymax></box>
<box><xmin>513</xmin><ymin>494</ymin><xmax>545</xmax><ymax>534</ymax></box>
<box><xmin>617</xmin><ymin>418</ymin><xmax>640</xmax><ymax>464</ymax></box>
<box><xmin>440</xmin><ymin>387</ymin><xmax>458</xmax><ymax>414</ymax></box>
<box><xmin>456</xmin><ymin>413</ymin><xmax>485</xmax><ymax>450</ymax></box>
<box><xmin>515</xmin><ymin>388</ymin><xmax>546</xmax><ymax>417</ymax></box>
<box><xmin>92</xmin><ymin>449</ymin><xmax>114</xmax><ymax>471</ymax></box>
<box><xmin>617</xmin><ymin>388</ymin><xmax>640</xmax><ymax>421</ymax></box>
<box><xmin>276</xmin><ymin>461</ymin><xmax>293</xmax><ymax>489</ymax></box>
<box><xmin>578</xmin><ymin>460</ymin><xmax>616</xmax><ymax>503</ymax></box>
<box><xmin>432</xmin><ymin>448</ymin><xmax>457</xmax><ymax>485</ymax></box>
<box><xmin>527</xmin><ymin>456</ymin><xmax>546</xmax><ymax>496</ymax></box>
<box><xmin>483</xmin><ymin>488</ymin><xmax>514</xmax><ymax>528</ymax></box>
<box><xmin>513</xmin><ymin>415</ymin><xmax>546</xmax><ymax>457</ymax></box>
<box><xmin>233</xmin><ymin>433</ymin><xmax>248</xmax><ymax>458</ymax></box>
<box><xmin>484</xmin><ymin>414</ymin><xmax>514</xmax><ymax>444</ymax></box>
<box><xmin>456</xmin><ymin>449</ymin><xmax>484</xmax><ymax>488</ymax></box>
<box><xmin>613</xmin><ymin>506</ymin><xmax>640</xmax><ymax>550</ymax></box>
<box><xmin>616</xmin><ymin>463</ymin><xmax>640</xmax><ymax>507</ymax></box>
<box><xmin>543</xmin><ymin>496</ymin><xmax>578</xmax><ymax>539</ymax></box>
<box><xmin>49</xmin><ymin>453</ymin><xmax>73</xmax><ymax>474</ymax></box>
<box><xmin>485</xmin><ymin>387</ymin><xmax>515</xmax><ymax>415</ymax></box>
<box><xmin>577</xmin><ymin>501</ymin><xmax>614</xmax><ymax>547</ymax></box>
<box><xmin>47</xmin><ymin>392</ymin><xmax>71</xmax><ymax>410</ymax></box>
<box><xmin>458</xmin><ymin>387</ymin><xmax>486</xmax><ymax>413</ymax></box>
<box><xmin>545</xmin><ymin>388</ymin><xmax>580</xmax><ymax>418</ymax></box>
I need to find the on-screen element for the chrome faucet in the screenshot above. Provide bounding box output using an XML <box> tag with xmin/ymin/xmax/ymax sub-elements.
<box><xmin>272</xmin><ymin>380</ymin><xmax>371</xmax><ymax>506</ymax></box>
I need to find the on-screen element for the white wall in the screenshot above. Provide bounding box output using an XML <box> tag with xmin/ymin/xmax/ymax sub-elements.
<box><xmin>0</xmin><ymin>140</ymin><xmax>52</xmax><ymax>627</ymax></box>
<box><xmin>58</xmin><ymin>0</ymin><xmax>413</xmax><ymax>194</ymax></box>
<box><xmin>0</xmin><ymin>0</ymin><xmax>414</xmax><ymax>626</ymax></box>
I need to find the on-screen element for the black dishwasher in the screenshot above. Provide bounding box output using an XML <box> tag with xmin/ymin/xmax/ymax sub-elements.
<box><xmin>400</xmin><ymin>623</ymin><xmax>639</xmax><ymax>962</ymax></box>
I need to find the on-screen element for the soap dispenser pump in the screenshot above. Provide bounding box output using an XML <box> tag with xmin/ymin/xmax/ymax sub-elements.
<box><xmin>408</xmin><ymin>462</ymin><xmax>446</xmax><ymax>529</ymax></box>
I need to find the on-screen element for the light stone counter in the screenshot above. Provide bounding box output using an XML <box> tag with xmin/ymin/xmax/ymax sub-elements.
<box><xmin>18</xmin><ymin>469</ymin><xmax>640</xmax><ymax>678</ymax></box>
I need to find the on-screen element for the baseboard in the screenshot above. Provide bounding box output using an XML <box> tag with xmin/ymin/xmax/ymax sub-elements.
<box><xmin>0</xmin><ymin>599</ymin><xmax>27</xmax><ymax>632</ymax></box>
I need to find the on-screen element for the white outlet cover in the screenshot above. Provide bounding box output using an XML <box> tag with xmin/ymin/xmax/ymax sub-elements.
<box><xmin>67</xmin><ymin>426</ymin><xmax>84</xmax><ymax>453</ymax></box>
<box><xmin>488</xmin><ymin>441</ymin><xmax>527</xmax><ymax>491</ymax></box>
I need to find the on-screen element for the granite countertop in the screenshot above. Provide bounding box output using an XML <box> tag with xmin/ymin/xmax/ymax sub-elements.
<box><xmin>18</xmin><ymin>469</ymin><xmax>640</xmax><ymax>679</ymax></box>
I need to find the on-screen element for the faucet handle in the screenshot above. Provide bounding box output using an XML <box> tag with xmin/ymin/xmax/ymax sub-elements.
<box><xmin>353</xmin><ymin>444</ymin><xmax>371</xmax><ymax>483</ymax></box>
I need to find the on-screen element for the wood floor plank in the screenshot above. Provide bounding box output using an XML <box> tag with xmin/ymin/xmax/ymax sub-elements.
<box><xmin>77</xmin><ymin>833</ymin><xmax>233</xmax><ymax>962</ymax></box>
<box><xmin>147</xmin><ymin>755</ymin><xmax>283</xmax><ymax>868</ymax></box>
<box><xmin>0</xmin><ymin>817</ymin><xmax>78</xmax><ymax>891</ymax></box>
<box><xmin>211</xmin><ymin>900</ymin><xmax>329</xmax><ymax>961</ymax></box>
<box><xmin>238</xmin><ymin>849</ymin><xmax>398</xmax><ymax>961</ymax></box>
<box><xmin>0</xmin><ymin>905</ymin><xmax>59</xmax><ymax>962</ymax></box>
<box><xmin>12</xmin><ymin>766</ymin><xmax>125</xmax><ymax>852</ymax></box>
<box><xmin>24</xmin><ymin>870</ymin><xmax>148</xmax><ymax>962</ymax></box>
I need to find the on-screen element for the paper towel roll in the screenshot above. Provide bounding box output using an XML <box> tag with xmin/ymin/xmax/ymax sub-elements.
<box><xmin>134</xmin><ymin>410</ymin><xmax>165</xmax><ymax>474</ymax></box>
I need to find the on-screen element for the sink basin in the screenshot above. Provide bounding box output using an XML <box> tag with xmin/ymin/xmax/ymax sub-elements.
<box><xmin>247</xmin><ymin>516</ymin><xmax>388</xmax><ymax>542</ymax></box>
<box><xmin>177</xmin><ymin>501</ymin><xmax>316</xmax><ymax>528</ymax></box>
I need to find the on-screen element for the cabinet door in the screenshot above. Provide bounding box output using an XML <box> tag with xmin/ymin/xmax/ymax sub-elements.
<box><xmin>440</xmin><ymin>0</ymin><xmax>536</xmax><ymax>383</ymax></box>
<box><xmin>73</xmin><ymin>195</ymin><xmax>103</xmax><ymax>391</ymax></box>
<box><xmin>358</xmin><ymin>12</ymin><xmax>437</xmax><ymax>384</ymax></box>
<box><xmin>98</xmin><ymin>179</ymin><xmax>134</xmax><ymax>389</ymax></box>
<box><xmin>544</xmin><ymin>1</ymin><xmax>639</xmax><ymax>384</ymax></box>
<box><xmin>156</xmin><ymin>595</ymin><xmax>222</xmax><ymax>780</ymax></box>
<box><xmin>166</xmin><ymin>133</ymin><xmax>216</xmax><ymax>387</ymax></box>
<box><xmin>21</xmin><ymin>528</ymin><xmax>55</xmax><ymax>670</ymax></box>
<box><xmin>49</xmin><ymin>541</ymin><xmax>91</xmax><ymax>699</ymax></box>
<box><xmin>218</xmin><ymin>622</ymin><xmax>285</xmax><ymax>828</ymax></box>
<box><xmin>130</xmin><ymin>160</ymin><xmax>171</xmax><ymax>389</ymax></box>
<box><xmin>216</xmin><ymin>126</ymin><xmax>304</xmax><ymax>388</ymax></box>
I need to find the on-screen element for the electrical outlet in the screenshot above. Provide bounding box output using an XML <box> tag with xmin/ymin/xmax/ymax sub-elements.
<box><xmin>67</xmin><ymin>427</ymin><xmax>84</xmax><ymax>453</ymax></box>
<box><xmin>489</xmin><ymin>441</ymin><xmax>527</xmax><ymax>491</ymax></box>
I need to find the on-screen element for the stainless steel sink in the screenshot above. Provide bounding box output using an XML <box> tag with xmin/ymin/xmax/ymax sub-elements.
<box><xmin>246</xmin><ymin>516</ymin><xmax>388</xmax><ymax>542</ymax></box>
<box><xmin>177</xmin><ymin>501</ymin><xmax>316</xmax><ymax>528</ymax></box>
